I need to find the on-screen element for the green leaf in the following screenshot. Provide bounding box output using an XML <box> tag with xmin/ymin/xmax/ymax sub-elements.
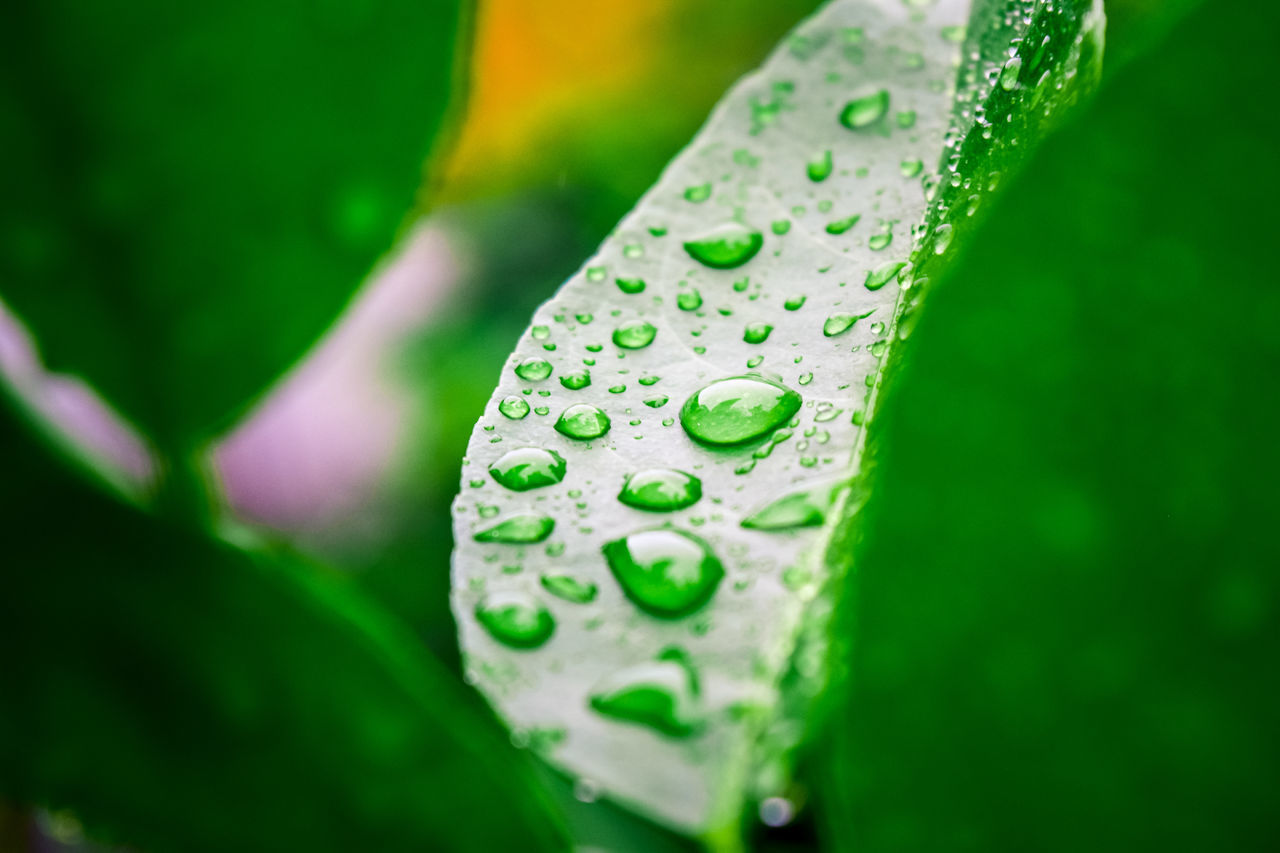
<box><xmin>814</xmin><ymin>1</ymin><xmax>1279</xmax><ymax>849</ymax></box>
<box><xmin>0</xmin><ymin>401</ymin><xmax>566</xmax><ymax>852</ymax></box>
<box><xmin>0</xmin><ymin>0</ymin><xmax>463</xmax><ymax>446</ymax></box>
<box><xmin>450</xmin><ymin>0</ymin><xmax>1101</xmax><ymax>835</ymax></box>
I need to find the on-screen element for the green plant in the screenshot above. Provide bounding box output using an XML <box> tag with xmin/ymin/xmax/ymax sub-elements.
<box><xmin>2</xmin><ymin>0</ymin><xmax>1275</xmax><ymax>851</ymax></box>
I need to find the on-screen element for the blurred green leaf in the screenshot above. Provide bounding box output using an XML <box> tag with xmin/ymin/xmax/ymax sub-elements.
<box><xmin>450</xmin><ymin>0</ymin><xmax>1100</xmax><ymax>837</ymax></box>
<box><xmin>815</xmin><ymin>1</ymin><xmax>1279</xmax><ymax>849</ymax></box>
<box><xmin>0</xmin><ymin>0</ymin><xmax>464</xmax><ymax>447</ymax></box>
<box><xmin>0</xmin><ymin>400</ymin><xmax>567</xmax><ymax>852</ymax></box>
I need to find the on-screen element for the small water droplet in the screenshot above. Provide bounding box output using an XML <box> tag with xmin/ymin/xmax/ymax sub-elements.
<box><xmin>771</xmin><ymin>219</ymin><xmax>791</xmax><ymax>236</ymax></box>
<box><xmin>489</xmin><ymin>447</ymin><xmax>567</xmax><ymax>491</ymax></box>
<box><xmin>589</xmin><ymin>654</ymin><xmax>701</xmax><ymax>737</ymax></box>
<box><xmin>618</xmin><ymin>469</ymin><xmax>703</xmax><ymax>512</ymax></box>
<box><xmin>643</xmin><ymin>395</ymin><xmax>669</xmax><ymax>409</ymax></box>
<box><xmin>541</xmin><ymin>573</ymin><xmax>598</xmax><ymax>604</ymax></box>
<box><xmin>784</xmin><ymin>295</ymin><xmax>807</xmax><ymax>311</ymax></box>
<box><xmin>676</xmin><ymin>290</ymin><xmax>703</xmax><ymax>311</ymax></box>
<box><xmin>474</xmin><ymin>512</ymin><xmax>556</xmax><ymax>544</ymax></box>
<box><xmin>555</xmin><ymin>404</ymin><xmax>611</xmax><ymax>440</ymax></box>
<box><xmin>746</xmin><ymin>355</ymin><xmax>764</xmax><ymax>369</ymax></box>
<box><xmin>825</xmin><ymin>215</ymin><xmax>861</xmax><ymax>235</ymax></box>
<box><xmin>680</xmin><ymin>376</ymin><xmax>802</xmax><ymax>447</ymax></box>
<box><xmin>900</xmin><ymin>158</ymin><xmax>924</xmax><ymax>178</ymax></box>
<box><xmin>934</xmin><ymin>222</ymin><xmax>954</xmax><ymax>254</ymax></box>
<box><xmin>823</xmin><ymin>308</ymin><xmax>874</xmax><ymax>337</ymax></box>
<box><xmin>798</xmin><ymin>371</ymin><xmax>813</xmax><ymax>386</ymax></box>
<box><xmin>603</xmin><ymin>528</ymin><xmax>724</xmax><ymax>617</ymax></box>
<box><xmin>741</xmin><ymin>481</ymin><xmax>843</xmax><ymax>530</ymax></box>
<box><xmin>869</xmin><ymin>230</ymin><xmax>893</xmax><ymax>251</ymax></box>
<box><xmin>743</xmin><ymin>323</ymin><xmax>774</xmax><ymax>344</ymax></box>
<box><xmin>559</xmin><ymin>369</ymin><xmax>591</xmax><ymax>391</ymax></box>
<box><xmin>864</xmin><ymin>260</ymin><xmax>907</xmax><ymax>291</ymax></box>
<box><xmin>1000</xmin><ymin>54</ymin><xmax>1023</xmax><ymax>90</ymax></box>
<box><xmin>612</xmin><ymin>320</ymin><xmax>657</xmax><ymax>349</ymax></box>
<box><xmin>623</xmin><ymin>243</ymin><xmax>644</xmax><ymax>258</ymax></box>
<box><xmin>684</xmin><ymin>183</ymin><xmax>712</xmax><ymax>203</ymax></box>
<box><xmin>839</xmin><ymin>89</ymin><xmax>889</xmax><ymax>129</ymax></box>
<box><xmin>499</xmin><ymin>395</ymin><xmax>530</xmax><ymax>419</ymax></box>
<box><xmin>514</xmin><ymin>357</ymin><xmax>552</xmax><ymax>381</ymax></box>
<box><xmin>586</xmin><ymin>265</ymin><xmax>607</xmax><ymax>282</ymax></box>
<box><xmin>638</xmin><ymin>375</ymin><xmax>660</xmax><ymax>386</ymax></box>
<box><xmin>807</xmin><ymin>150</ymin><xmax>833</xmax><ymax>182</ymax></box>
<box><xmin>684</xmin><ymin>223</ymin><xmax>764</xmax><ymax>269</ymax></box>
<box><xmin>616</xmin><ymin>277</ymin><xmax>646</xmax><ymax>294</ymax></box>
<box><xmin>475</xmin><ymin>591</ymin><xmax>555</xmax><ymax>649</ymax></box>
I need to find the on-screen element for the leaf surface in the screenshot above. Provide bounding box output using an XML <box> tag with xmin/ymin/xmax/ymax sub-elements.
<box><xmin>451</xmin><ymin>0</ymin><xmax>1102</xmax><ymax>833</ymax></box>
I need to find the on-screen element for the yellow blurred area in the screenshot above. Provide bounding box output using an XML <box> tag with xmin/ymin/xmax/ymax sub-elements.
<box><xmin>440</xmin><ymin>0</ymin><xmax>819</xmax><ymax>202</ymax></box>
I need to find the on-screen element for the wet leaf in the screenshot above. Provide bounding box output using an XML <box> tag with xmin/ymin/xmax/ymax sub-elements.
<box><xmin>451</xmin><ymin>0</ymin><xmax>1102</xmax><ymax>834</ymax></box>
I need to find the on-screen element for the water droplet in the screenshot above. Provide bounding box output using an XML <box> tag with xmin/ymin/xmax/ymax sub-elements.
<box><xmin>772</xmin><ymin>219</ymin><xmax>791</xmax><ymax>235</ymax></box>
<box><xmin>759</xmin><ymin>797</ymin><xmax>795</xmax><ymax>827</ymax></box>
<box><xmin>741</xmin><ymin>481</ymin><xmax>843</xmax><ymax>530</ymax></box>
<box><xmin>683</xmin><ymin>223</ymin><xmax>764</xmax><ymax>269</ymax></box>
<box><xmin>864</xmin><ymin>260</ymin><xmax>907</xmax><ymax>291</ymax></box>
<box><xmin>934</xmin><ymin>222</ymin><xmax>954</xmax><ymax>254</ymax></box>
<box><xmin>586</xmin><ymin>265</ymin><xmax>607</xmax><ymax>282</ymax></box>
<box><xmin>608</xmin><ymin>384</ymin><xmax>626</xmax><ymax>394</ymax></box>
<box><xmin>514</xmin><ymin>357</ymin><xmax>552</xmax><ymax>382</ymax></box>
<box><xmin>680</xmin><ymin>376</ymin><xmax>802</xmax><ymax>447</ymax></box>
<box><xmin>743</xmin><ymin>323</ymin><xmax>773</xmax><ymax>344</ymax></box>
<box><xmin>784</xmin><ymin>295</ymin><xmax>807</xmax><ymax>311</ymax></box>
<box><xmin>541</xmin><ymin>573</ymin><xmax>598</xmax><ymax>604</ymax></box>
<box><xmin>684</xmin><ymin>183</ymin><xmax>712</xmax><ymax>203</ymax></box>
<box><xmin>807</xmin><ymin>150</ymin><xmax>833</xmax><ymax>182</ymax></box>
<box><xmin>643</xmin><ymin>395</ymin><xmax>669</xmax><ymax>409</ymax></box>
<box><xmin>798</xmin><ymin>371</ymin><xmax>813</xmax><ymax>385</ymax></box>
<box><xmin>475</xmin><ymin>512</ymin><xmax>556</xmax><ymax>544</ymax></box>
<box><xmin>534</xmin><ymin>406</ymin><xmax>550</xmax><ymax>416</ymax></box>
<box><xmin>676</xmin><ymin>290</ymin><xmax>703</xmax><ymax>311</ymax></box>
<box><xmin>616</xmin><ymin>277</ymin><xmax>646</xmax><ymax>294</ymax></box>
<box><xmin>618</xmin><ymin>469</ymin><xmax>703</xmax><ymax>512</ymax></box>
<box><xmin>499</xmin><ymin>395</ymin><xmax>530</xmax><ymax>419</ymax></box>
<box><xmin>589</xmin><ymin>654</ymin><xmax>701</xmax><ymax>738</ymax></box>
<box><xmin>825</xmin><ymin>215</ymin><xmax>861</xmax><ymax>235</ymax></box>
<box><xmin>746</xmin><ymin>355</ymin><xmax>764</xmax><ymax>369</ymax></box>
<box><xmin>941</xmin><ymin>24</ymin><xmax>967</xmax><ymax>43</ymax></box>
<box><xmin>623</xmin><ymin>243</ymin><xmax>644</xmax><ymax>258</ymax></box>
<box><xmin>1000</xmin><ymin>54</ymin><xmax>1023</xmax><ymax>90</ymax></box>
<box><xmin>900</xmin><ymin>158</ymin><xmax>924</xmax><ymax>178</ymax></box>
<box><xmin>603</xmin><ymin>528</ymin><xmax>724</xmax><ymax>617</ymax></box>
<box><xmin>555</xmin><ymin>404</ymin><xmax>611</xmax><ymax>440</ymax></box>
<box><xmin>649</xmin><ymin>225</ymin><xmax>668</xmax><ymax>237</ymax></box>
<box><xmin>869</xmin><ymin>230</ymin><xmax>893</xmax><ymax>251</ymax></box>
<box><xmin>823</xmin><ymin>309</ymin><xmax>873</xmax><ymax>337</ymax></box>
<box><xmin>638</xmin><ymin>375</ymin><xmax>660</xmax><ymax>386</ymax></box>
<box><xmin>839</xmin><ymin>89</ymin><xmax>889</xmax><ymax>129</ymax></box>
<box><xmin>475</xmin><ymin>591</ymin><xmax>555</xmax><ymax>649</ymax></box>
<box><xmin>559</xmin><ymin>369</ymin><xmax>591</xmax><ymax>391</ymax></box>
<box><xmin>489</xmin><ymin>447</ymin><xmax>567</xmax><ymax>491</ymax></box>
<box><xmin>613</xmin><ymin>320</ymin><xmax>657</xmax><ymax>349</ymax></box>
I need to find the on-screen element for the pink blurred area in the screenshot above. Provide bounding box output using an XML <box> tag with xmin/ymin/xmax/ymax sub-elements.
<box><xmin>0</xmin><ymin>300</ymin><xmax>155</xmax><ymax>490</ymax></box>
<box><xmin>211</xmin><ymin>220</ymin><xmax>464</xmax><ymax>539</ymax></box>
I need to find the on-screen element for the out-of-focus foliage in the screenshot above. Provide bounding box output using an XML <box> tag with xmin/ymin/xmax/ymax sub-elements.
<box><xmin>0</xmin><ymin>400</ymin><xmax>566</xmax><ymax>853</ymax></box>
<box><xmin>0</xmin><ymin>0</ymin><xmax>463</xmax><ymax>448</ymax></box>
<box><xmin>815</xmin><ymin>0</ymin><xmax>1279</xmax><ymax>849</ymax></box>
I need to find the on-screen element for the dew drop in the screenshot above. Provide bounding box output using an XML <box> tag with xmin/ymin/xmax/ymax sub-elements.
<box><xmin>541</xmin><ymin>573</ymin><xmax>598</xmax><ymax>604</ymax></box>
<box><xmin>618</xmin><ymin>468</ymin><xmax>703</xmax><ymax>512</ymax></box>
<box><xmin>474</xmin><ymin>512</ymin><xmax>556</xmax><ymax>544</ymax></box>
<box><xmin>616</xmin><ymin>277</ymin><xmax>646</xmax><ymax>295</ymax></box>
<box><xmin>555</xmin><ymin>404</ymin><xmax>611</xmax><ymax>440</ymax></box>
<box><xmin>489</xmin><ymin>447</ymin><xmax>567</xmax><ymax>491</ymax></box>
<box><xmin>680</xmin><ymin>376</ymin><xmax>802</xmax><ymax>447</ymax></box>
<box><xmin>683</xmin><ymin>223</ymin><xmax>764</xmax><ymax>269</ymax></box>
<box><xmin>864</xmin><ymin>260</ymin><xmax>907</xmax><ymax>291</ymax></box>
<box><xmin>807</xmin><ymin>150</ymin><xmax>833</xmax><ymax>182</ymax></box>
<box><xmin>743</xmin><ymin>323</ymin><xmax>774</xmax><ymax>344</ymax></box>
<box><xmin>869</xmin><ymin>230</ymin><xmax>893</xmax><ymax>251</ymax></box>
<box><xmin>499</xmin><ymin>395</ymin><xmax>530</xmax><ymax>419</ymax></box>
<box><xmin>1000</xmin><ymin>54</ymin><xmax>1023</xmax><ymax>91</ymax></box>
<box><xmin>684</xmin><ymin>183</ymin><xmax>712</xmax><ymax>203</ymax></box>
<box><xmin>825</xmin><ymin>215</ymin><xmax>861</xmax><ymax>235</ymax></box>
<box><xmin>900</xmin><ymin>158</ymin><xmax>924</xmax><ymax>178</ymax></box>
<box><xmin>559</xmin><ymin>370</ymin><xmax>591</xmax><ymax>391</ymax></box>
<box><xmin>771</xmin><ymin>219</ymin><xmax>791</xmax><ymax>235</ymax></box>
<box><xmin>741</xmin><ymin>481</ymin><xmax>843</xmax><ymax>530</ymax></box>
<box><xmin>612</xmin><ymin>320</ymin><xmax>657</xmax><ymax>349</ymax></box>
<box><xmin>784</xmin><ymin>295</ymin><xmax>807</xmax><ymax>311</ymax></box>
<box><xmin>676</xmin><ymin>290</ymin><xmax>703</xmax><ymax>311</ymax></box>
<box><xmin>589</xmin><ymin>653</ymin><xmax>700</xmax><ymax>738</ymax></box>
<box><xmin>839</xmin><ymin>89</ymin><xmax>889</xmax><ymax>129</ymax></box>
<box><xmin>514</xmin><ymin>357</ymin><xmax>552</xmax><ymax>382</ymax></box>
<box><xmin>475</xmin><ymin>591</ymin><xmax>555</xmax><ymax>649</ymax></box>
<box><xmin>603</xmin><ymin>528</ymin><xmax>724</xmax><ymax>617</ymax></box>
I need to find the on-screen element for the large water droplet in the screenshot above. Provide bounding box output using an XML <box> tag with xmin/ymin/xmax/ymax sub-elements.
<box><xmin>514</xmin><ymin>357</ymin><xmax>552</xmax><ymax>381</ymax></box>
<box><xmin>555</xmin><ymin>404</ymin><xmax>611</xmax><ymax>440</ymax></box>
<box><xmin>603</xmin><ymin>528</ymin><xmax>725</xmax><ymax>617</ymax></box>
<box><xmin>474</xmin><ymin>512</ymin><xmax>556</xmax><ymax>544</ymax></box>
<box><xmin>683</xmin><ymin>223</ymin><xmax>764</xmax><ymax>269</ymax></box>
<box><xmin>541</xmin><ymin>573</ymin><xmax>598</xmax><ymax>604</ymax></box>
<box><xmin>839</xmin><ymin>89</ymin><xmax>889</xmax><ymax>129</ymax></box>
<box><xmin>680</xmin><ymin>376</ymin><xmax>802</xmax><ymax>447</ymax></box>
<box><xmin>499</xmin><ymin>395</ymin><xmax>530</xmax><ymax>419</ymax></box>
<box><xmin>489</xmin><ymin>447</ymin><xmax>567</xmax><ymax>491</ymax></box>
<box><xmin>475</xmin><ymin>591</ymin><xmax>555</xmax><ymax>649</ymax></box>
<box><xmin>589</xmin><ymin>653</ymin><xmax>701</xmax><ymax>738</ymax></box>
<box><xmin>618</xmin><ymin>469</ymin><xmax>703</xmax><ymax>512</ymax></box>
<box><xmin>612</xmin><ymin>320</ymin><xmax>657</xmax><ymax>349</ymax></box>
<box><xmin>741</xmin><ymin>481</ymin><xmax>844</xmax><ymax>530</ymax></box>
